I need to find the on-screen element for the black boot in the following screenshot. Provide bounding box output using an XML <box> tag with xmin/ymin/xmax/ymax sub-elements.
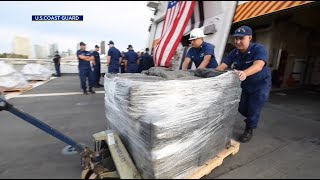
<box><xmin>239</xmin><ymin>126</ymin><xmax>253</xmax><ymax>143</ymax></box>
<box><xmin>83</xmin><ymin>90</ymin><xmax>89</xmax><ymax>95</ymax></box>
<box><xmin>94</xmin><ymin>84</ymin><xmax>100</xmax><ymax>88</ymax></box>
<box><xmin>98</xmin><ymin>83</ymin><xmax>103</xmax><ymax>87</ymax></box>
<box><xmin>89</xmin><ymin>88</ymin><xmax>96</xmax><ymax>94</ymax></box>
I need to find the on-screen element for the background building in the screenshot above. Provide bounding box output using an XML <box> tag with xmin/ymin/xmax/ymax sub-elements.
<box><xmin>34</xmin><ymin>44</ymin><xmax>48</xmax><ymax>59</ymax></box>
<box><xmin>49</xmin><ymin>43</ymin><xmax>59</xmax><ymax>58</ymax></box>
<box><xmin>12</xmin><ymin>36</ymin><xmax>33</xmax><ymax>58</ymax></box>
<box><xmin>100</xmin><ymin>41</ymin><xmax>106</xmax><ymax>55</ymax></box>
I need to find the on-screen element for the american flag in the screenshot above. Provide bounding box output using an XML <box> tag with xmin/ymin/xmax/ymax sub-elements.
<box><xmin>153</xmin><ymin>1</ymin><xmax>196</xmax><ymax>67</ymax></box>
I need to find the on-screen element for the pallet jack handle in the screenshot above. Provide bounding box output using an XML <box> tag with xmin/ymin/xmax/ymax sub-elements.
<box><xmin>0</xmin><ymin>95</ymin><xmax>85</xmax><ymax>153</ymax></box>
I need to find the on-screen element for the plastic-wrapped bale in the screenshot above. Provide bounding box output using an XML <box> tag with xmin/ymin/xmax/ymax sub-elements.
<box><xmin>0</xmin><ymin>61</ymin><xmax>29</xmax><ymax>91</ymax></box>
<box><xmin>21</xmin><ymin>63</ymin><xmax>53</xmax><ymax>81</ymax></box>
<box><xmin>104</xmin><ymin>68</ymin><xmax>241</xmax><ymax>179</ymax></box>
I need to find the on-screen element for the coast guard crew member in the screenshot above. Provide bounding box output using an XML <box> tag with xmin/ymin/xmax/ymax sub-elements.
<box><xmin>106</xmin><ymin>40</ymin><xmax>121</xmax><ymax>73</ymax></box>
<box><xmin>182</xmin><ymin>28</ymin><xmax>218</xmax><ymax>70</ymax></box>
<box><xmin>216</xmin><ymin>26</ymin><xmax>272</xmax><ymax>143</ymax></box>
<box><xmin>92</xmin><ymin>45</ymin><xmax>103</xmax><ymax>88</ymax></box>
<box><xmin>138</xmin><ymin>48</ymin><xmax>154</xmax><ymax>73</ymax></box>
<box><xmin>53</xmin><ymin>51</ymin><xmax>61</xmax><ymax>77</ymax></box>
<box><xmin>124</xmin><ymin>45</ymin><xmax>139</xmax><ymax>73</ymax></box>
<box><xmin>77</xmin><ymin>42</ymin><xmax>96</xmax><ymax>95</ymax></box>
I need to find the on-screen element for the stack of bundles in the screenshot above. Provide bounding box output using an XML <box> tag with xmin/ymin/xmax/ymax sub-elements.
<box><xmin>142</xmin><ymin>67</ymin><xmax>201</xmax><ymax>80</ymax></box>
<box><xmin>104</xmin><ymin>67</ymin><xmax>241</xmax><ymax>179</ymax></box>
<box><xmin>21</xmin><ymin>63</ymin><xmax>52</xmax><ymax>81</ymax></box>
<box><xmin>0</xmin><ymin>61</ymin><xmax>29</xmax><ymax>91</ymax></box>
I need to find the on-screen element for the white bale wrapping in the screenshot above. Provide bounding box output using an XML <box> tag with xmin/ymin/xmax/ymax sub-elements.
<box><xmin>21</xmin><ymin>63</ymin><xmax>52</xmax><ymax>81</ymax></box>
<box><xmin>0</xmin><ymin>61</ymin><xmax>28</xmax><ymax>89</ymax></box>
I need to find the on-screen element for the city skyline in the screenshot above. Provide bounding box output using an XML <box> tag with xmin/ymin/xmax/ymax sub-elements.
<box><xmin>7</xmin><ymin>35</ymin><xmax>127</xmax><ymax>59</ymax></box>
<box><xmin>0</xmin><ymin>1</ymin><xmax>153</xmax><ymax>57</ymax></box>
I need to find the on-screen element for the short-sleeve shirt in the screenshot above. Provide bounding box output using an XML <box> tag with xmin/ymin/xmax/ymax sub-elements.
<box><xmin>223</xmin><ymin>43</ymin><xmax>271</xmax><ymax>90</ymax></box>
<box><xmin>92</xmin><ymin>51</ymin><xmax>100</xmax><ymax>64</ymax></box>
<box><xmin>53</xmin><ymin>54</ymin><xmax>61</xmax><ymax>64</ymax></box>
<box><xmin>186</xmin><ymin>42</ymin><xmax>218</xmax><ymax>68</ymax></box>
<box><xmin>125</xmin><ymin>50</ymin><xmax>138</xmax><ymax>64</ymax></box>
<box><xmin>140</xmin><ymin>52</ymin><xmax>154</xmax><ymax>70</ymax></box>
<box><xmin>107</xmin><ymin>47</ymin><xmax>121</xmax><ymax>67</ymax></box>
<box><xmin>77</xmin><ymin>50</ymin><xmax>92</xmax><ymax>67</ymax></box>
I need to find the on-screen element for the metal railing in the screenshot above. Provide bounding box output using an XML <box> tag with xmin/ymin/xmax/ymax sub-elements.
<box><xmin>0</xmin><ymin>58</ymin><xmax>108</xmax><ymax>74</ymax></box>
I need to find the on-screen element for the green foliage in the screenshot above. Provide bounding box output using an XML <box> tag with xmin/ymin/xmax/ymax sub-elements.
<box><xmin>0</xmin><ymin>53</ymin><xmax>28</xmax><ymax>59</ymax></box>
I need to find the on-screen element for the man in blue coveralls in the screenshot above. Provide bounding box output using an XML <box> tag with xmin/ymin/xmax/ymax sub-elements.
<box><xmin>77</xmin><ymin>42</ymin><xmax>96</xmax><ymax>95</ymax></box>
<box><xmin>182</xmin><ymin>28</ymin><xmax>218</xmax><ymax>70</ymax></box>
<box><xmin>138</xmin><ymin>48</ymin><xmax>154</xmax><ymax>73</ymax></box>
<box><xmin>216</xmin><ymin>26</ymin><xmax>272</xmax><ymax>143</ymax></box>
<box><xmin>124</xmin><ymin>45</ymin><xmax>139</xmax><ymax>73</ymax></box>
<box><xmin>106</xmin><ymin>40</ymin><xmax>121</xmax><ymax>74</ymax></box>
<box><xmin>92</xmin><ymin>45</ymin><xmax>103</xmax><ymax>88</ymax></box>
<box><xmin>53</xmin><ymin>51</ymin><xmax>61</xmax><ymax>77</ymax></box>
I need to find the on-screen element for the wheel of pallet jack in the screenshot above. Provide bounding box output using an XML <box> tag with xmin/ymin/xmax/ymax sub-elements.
<box><xmin>81</xmin><ymin>169</ymin><xmax>94</xmax><ymax>179</ymax></box>
<box><xmin>88</xmin><ymin>173</ymin><xmax>99</xmax><ymax>179</ymax></box>
<box><xmin>99</xmin><ymin>171</ymin><xmax>120</xmax><ymax>179</ymax></box>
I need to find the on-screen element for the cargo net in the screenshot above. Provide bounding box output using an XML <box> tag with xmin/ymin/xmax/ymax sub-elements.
<box><xmin>104</xmin><ymin>67</ymin><xmax>241</xmax><ymax>179</ymax></box>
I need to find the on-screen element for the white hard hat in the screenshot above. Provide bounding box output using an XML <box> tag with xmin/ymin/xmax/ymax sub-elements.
<box><xmin>188</xmin><ymin>28</ymin><xmax>206</xmax><ymax>40</ymax></box>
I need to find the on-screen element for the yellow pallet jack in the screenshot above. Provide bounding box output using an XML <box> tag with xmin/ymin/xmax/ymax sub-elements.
<box><xmin>0</xmin><ymin>94</ymin><xmax>141</xmax><ymax>179</ymax></box>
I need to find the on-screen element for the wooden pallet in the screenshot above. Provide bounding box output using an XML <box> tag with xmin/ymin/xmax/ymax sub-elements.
<box><xmin>183</xmin><ymin>139</ymin><xmax>240</xmax><ymax>179</ymax></box>
<box><xmin>1</xmin><ymin>85</ymin><xmax>33</xmax><ymax>93</ymax></box>
<box><xmin>28</xmin><ymin>79</ymin><xmax>49</xmax><ymax>82</ymax></box>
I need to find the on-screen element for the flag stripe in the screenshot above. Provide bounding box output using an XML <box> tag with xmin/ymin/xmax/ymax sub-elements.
<box><xmin>160</xmin><ymin>2</ymin><xmax>188</xmax><ymax>66</ymax></box>
<box><xmin>165</xmin><ymin>2</ymin><xmax>195</xmax><ymax>67</ymax></box>
<box><xmin>161</xmin><ymin>9</ymin><xmax>168</xmax><ymax>37</ymax></box>
<box><xmin>156</xmin><ymin>1</ymin><xmax>181</xmax><ymax>65</ymax></box>
<box><xmin>154</xmin><ymin>2</ymin><xmax>180</xmax><ymax>65</ymax></box>
<box><xmin>155</xmin><ymin>2</ymin><xmax>181</xmax><ymax>65</ymax></box>
<box><xmin>154</xmin><ymin>1</ymin><xmax>196</xmax><ymax>67</ymax></box>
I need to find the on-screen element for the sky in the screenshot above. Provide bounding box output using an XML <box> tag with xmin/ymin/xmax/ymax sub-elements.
<box><xmin>0</xmin><ymin>1</ymin><xmax>153</xmax><ymax>56</ymax></box>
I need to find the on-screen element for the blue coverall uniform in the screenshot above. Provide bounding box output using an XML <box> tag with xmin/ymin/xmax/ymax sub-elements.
<box><xmin>186</xmin><ymin>41</ymin><xmax>218</xmax><ymax>68</ymax></box>
<box><xmin>107</xmin><ymin>47</ymin><xmax>121</xmax><ymax>73</ymax></box>
<box><xmin>223</xmin><ymin>43</ymin><xmax>272</xmax><ymax>129</ymax></box>
<box><xmin>53</xmin><ymin>54</ymin><xmax>61</xmax><ymax>77</ymax></box>
<box><xmin>92</xmin><ymin>50</ymin><xmax>101</xmax><ymax>84</ymax></box>
<box><xmin>125</xmin><ymin>50</ymin><xmax>139</xmax><ymax>73</ymax></box>
<box><xmin>138</xmin><ymin>52</ymin><xmax>154</xmax><ymax>73</ymax></box>
<box><xmin>77</xmin><ymin>50</ymin><xmax>94</xmax><ymax>91</ymax></box>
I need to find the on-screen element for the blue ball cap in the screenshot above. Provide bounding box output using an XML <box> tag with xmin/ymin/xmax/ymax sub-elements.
<box><xmin>108</xmin><ymin>40</ymin><xmax>114</xmax><ymax>45</ymax></box>
<box><xmin>233</xmin><ymin>26</ymin><xmax>252</xmax><ymax>37</ymax></box>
